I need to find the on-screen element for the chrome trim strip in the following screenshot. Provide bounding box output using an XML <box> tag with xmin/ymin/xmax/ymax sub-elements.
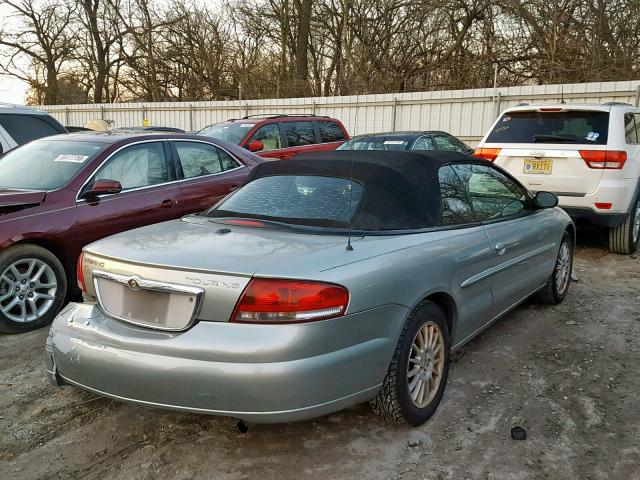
<box><xmin>75</xmin><ymin>138</ymin><xmax>246</xmax><ymax>203</ymax></box>
<box><xmin>461</xmin><ymin>242</ymin><xmax>556</xmax><ymax>288</ymax></box>
<box><xmin>529</xmin><ymin>190</ymin><xmax>586</xmax><ymax>198</ymax></box>
<box><xmin>554</xmin><ymin>192</ymin><xmax>587</xmax><ymax>198</ymax></box>
<box><xmin>92</xmin><ymin>270</ymin><xmax>204</xmax><ymax>331</ymax></box>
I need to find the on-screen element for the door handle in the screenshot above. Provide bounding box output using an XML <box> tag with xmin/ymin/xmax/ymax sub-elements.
<box><xmin>160</xmin><ymin>199</ymin><xmax>175</xmax><ymax>209</ymax></box>
<box><xmin>494</xmin><ymin>242</ymin><xmax>509</xmax><ymax>255</ymax></box>
<box><xmin>229</xmin><ymin>184</ymin><xmax>240</xmax><ymax>192</ymax></box>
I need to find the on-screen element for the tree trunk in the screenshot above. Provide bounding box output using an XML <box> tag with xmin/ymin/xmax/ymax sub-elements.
<box><xmin>81</xmin><ymin>0</ymin><xmax>108</xmax><ymax>103</ymax></box>
<box><xmin>294</xmin><ymin>0</ymin><xmax>312</xmax><ymax>87</ymax></box>
<box><xmin>45</xmin><ymin>68</ymin><xmax>59</xmax><ymax>104</ymax></box>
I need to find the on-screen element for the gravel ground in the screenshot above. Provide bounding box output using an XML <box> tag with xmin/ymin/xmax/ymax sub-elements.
<box><xmin>1</xmin><ymin>234</ymin><xmax>639</xmax><ymax>480</ymax></box>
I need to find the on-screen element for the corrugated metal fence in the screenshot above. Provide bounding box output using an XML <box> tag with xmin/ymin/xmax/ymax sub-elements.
<box><xmin>42</xmin><ymin>80</ymin><xmax>640</xmax><ymax>146</ymax></box>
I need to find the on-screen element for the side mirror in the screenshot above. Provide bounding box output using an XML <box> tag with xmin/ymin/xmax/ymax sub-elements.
<box><xmin>81</xmin><ymin>179</ymin><xmax>122</xmax><ymax>199</ymax></box>
<box><xmin>534</xmin><ymin>191</ymin><xmax>558</xmax><ymax>209</ymax></box>
<box><xmin>246</xmin><ymin>140</ymin><xmax>264</xmax><ymax>152</ymax></box>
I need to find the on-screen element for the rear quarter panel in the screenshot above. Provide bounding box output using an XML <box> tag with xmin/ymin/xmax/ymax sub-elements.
<box><xmin>304</xmin><ymin>209</ymin><xmax>572</xmax><ymax>347</ymax></box>
<box><xmin>295</xmin><ymin>228</ymin><xmax>495</xmax><ymax>346</ymax></box>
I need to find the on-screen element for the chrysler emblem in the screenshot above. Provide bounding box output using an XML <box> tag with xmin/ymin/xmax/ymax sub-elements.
<box><xmin>127</xmin><ymin>279</ymin><xmax>140</xmax><ymax>290</ymax></box>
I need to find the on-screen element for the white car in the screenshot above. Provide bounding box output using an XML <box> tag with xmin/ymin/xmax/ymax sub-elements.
<box><xmin>474</xmin><ymin>103</ymin><xmax>640</xmax><ymax>254</ymax></box>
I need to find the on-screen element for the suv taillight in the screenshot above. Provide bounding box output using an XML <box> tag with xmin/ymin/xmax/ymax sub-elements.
<box><xmin>473</xmin><ymin>147</ymin><xmax>501</xmax><ymax>162</ymax></box>
<box><xmin>231</xmin><ymin>278</ymin><xmax>349</xmax><ymax>324</ymax></box>
<box><xmin>579</xmin><ymin>150</ymin><xmax>627</xmax><ymax>169</ymax></box>
<box><xmin>77</xmin><ymin>252</ymin><xmax>86</xmax><ymax>292</ymax></box>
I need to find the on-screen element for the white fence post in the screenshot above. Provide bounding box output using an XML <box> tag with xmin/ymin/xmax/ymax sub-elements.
<box><xmin>391</xmin><ymin>97</ymin><xmax>398</xmax><ymax>132</ymax></box>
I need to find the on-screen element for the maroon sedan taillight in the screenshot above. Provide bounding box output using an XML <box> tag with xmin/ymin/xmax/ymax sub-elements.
<box><xmin>231</xmin><ymin>278</ymin><xmax>349</xmax><ymax>324</ymax></box>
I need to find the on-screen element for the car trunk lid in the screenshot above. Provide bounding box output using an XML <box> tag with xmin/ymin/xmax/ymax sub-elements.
<box><xmin>81</xmin><ymin>216</ymin><xmax>360</xmax><ymax>327</ymax></box>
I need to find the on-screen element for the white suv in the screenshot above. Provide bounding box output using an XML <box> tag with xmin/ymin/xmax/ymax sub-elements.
<box><xmin>475</xmin><ymin>103</ymin><xmax>640</xmax><ymax>254</ymax></box>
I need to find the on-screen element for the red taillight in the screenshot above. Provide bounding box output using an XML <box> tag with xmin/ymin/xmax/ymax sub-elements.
<box><xmin>473</xmin><ymin>147</ymin><xmax>501</xmax><ymax>162</ymax></box>
<box><xmin>538</xmin><ymin>107</ymin><xmax>564</xmax><ymax>112</ymax></box>
<box><xmin>232</xmin><ymin>278</ymin><xmax>349</xmax><ymax>324</ymax></box>
<box><xmin>77</xmin><ymin>252</ymin><xmax>86</xmax><ymax>292</ymax></box>
<box><xmin>594</xmin><ymin>202</ymin><xmax>613</xmax><ymax>210</ymax></box>
<box><xmin>579</xmin><ymin>150</ymin><xmax>627</xmax><ymax>169</ymax></box>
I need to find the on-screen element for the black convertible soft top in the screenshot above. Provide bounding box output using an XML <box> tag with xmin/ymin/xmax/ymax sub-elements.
<box><xmin>243</xmin><ymin>150</ymin><xmax>477</xmax><ymax>230</ymax></box>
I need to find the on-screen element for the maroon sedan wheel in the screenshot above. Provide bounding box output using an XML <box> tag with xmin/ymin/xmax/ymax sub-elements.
<box><xmin>0</xmin><ymin>245</ymin><xmax>67</xmax><ymax>334</ymax></box>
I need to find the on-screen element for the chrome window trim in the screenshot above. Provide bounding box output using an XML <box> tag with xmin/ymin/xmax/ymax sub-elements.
<box><xmin>92</xmin><ymin>270</ymin><xmax>205</xmax><ymax>332</ymax></box>
<box><xmin>75</xmin><ymin>138</ymin><xmax>246</xmax><ymax>203</ymax></box>
<box><xmin>170</xmin><ymin>138</ymin><xmax>243</xmax><ymax>176</ymax></box>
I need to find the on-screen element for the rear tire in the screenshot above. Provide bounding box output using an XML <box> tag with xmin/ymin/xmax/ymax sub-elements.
<box><xmin>536</xmin><ymin>231</ymin><xmax>573</xmax><ymax>305</ymax></box>
<box><xmin>371</xmin><ymin>301</ymin><xmax>450</xmax><ymax>426</ymax></box>
<box><xmin>0</xmin><ymin>245</ymin><xmax>67</xmax><ymax>334</ymax></box>
<box><xmin>608</xmin><ymin>198</ymin><xmax>640</xmax><ymax>254</ymax></box>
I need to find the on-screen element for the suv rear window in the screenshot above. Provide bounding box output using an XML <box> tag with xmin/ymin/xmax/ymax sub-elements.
<box><xmin>486</xmin><ymin>111</ymin><xmax>609</xmax><ymax>145</ymax></box>
<box><xmin>208</xmin><ymin>175</ymin><xmax>363</xmax><ymax>228</ymax></box>
<box><xmin>318</xmin><ymin>121</ymin><xmax>346</xmax><ymax>142</ymax></box>
<box><xmin>0</xmin><ymin>113</ymin><xmax>62</xmax><ymax>145</ymax></box>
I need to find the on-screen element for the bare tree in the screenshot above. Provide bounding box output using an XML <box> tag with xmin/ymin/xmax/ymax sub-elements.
<box><xmin>2</xmin><ymin>0</ymin><xmax>639</xmax><ymax>104</ymax></box>
<box><xmin>0</xmin><ymin>0</ymin><xmax>75</xmax><ymax>104</ymax></box>
<box><xmin>75</xmin><ymin>0</ymin><xmax>125</xmax><ymax>102</ymax></box>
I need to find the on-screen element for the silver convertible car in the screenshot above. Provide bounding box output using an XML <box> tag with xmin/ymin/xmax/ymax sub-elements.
<box><xmin>45</xmin><ymin>151</ymin><xmax>574</xmax><ymax>426</ymax></box>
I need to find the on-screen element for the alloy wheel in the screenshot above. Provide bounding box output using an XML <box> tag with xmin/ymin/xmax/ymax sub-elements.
<box><xmin>0</xmin><ymin>258</ymin><xmax>58</xmax><ymax>323</ymax></box>
<box><xmin>555</xmin><ymin>241</ymin><xmax>571</xmax><ymax>295</ymax></box>
<box><xmin>407</xmin><ymin>321</ymin><xmax>445</xmax><ymax>408</ymax></box>
<box><xmin>633</xmin><ymin>201</ymin><xmax>640</xmax><ymax>244</ymax></box>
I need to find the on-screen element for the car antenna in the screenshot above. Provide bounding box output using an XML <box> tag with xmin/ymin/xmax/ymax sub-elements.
<box><xmin>560</xmin><ymin>85</ymin><xmax>565</xmax><ymax>104</ymax></box>
<box><xmin>346</xmin><ymin>95</ymin><xmax>359</xmax><ymax>251</ymax></box>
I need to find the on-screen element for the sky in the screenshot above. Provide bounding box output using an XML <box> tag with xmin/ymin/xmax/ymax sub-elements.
<box><xmin>0</xmin><ymin>76</ymin><xmax>28</xmax><ymax>105</ymax></box>
<box><xmin>0</xmin><ymin>4</ymin><xmax>29</xmax><ymax>104</ymax></box>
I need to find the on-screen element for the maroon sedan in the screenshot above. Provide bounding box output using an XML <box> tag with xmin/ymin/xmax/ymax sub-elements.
<box><xmin>0</xmin><ymin>132</ymin><xmax>262</xmax><ymax>333</ymax></box>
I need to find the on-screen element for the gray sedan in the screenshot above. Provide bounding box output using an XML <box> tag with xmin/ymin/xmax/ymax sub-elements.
<box><xmin>45</xmin><ymin>151</ymin><xmax>574</xmax><ymax>426</ymax></box>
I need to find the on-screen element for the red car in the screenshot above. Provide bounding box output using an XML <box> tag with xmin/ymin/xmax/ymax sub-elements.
<box><xmin>198</xmin><ymin>114</ymin><xmax>349</xmax><ymax>160</ymax></box>
<box><xmin>0</xmin><ymin>132</ymin><xmax>262</xmax><ymax>333</ymax></box>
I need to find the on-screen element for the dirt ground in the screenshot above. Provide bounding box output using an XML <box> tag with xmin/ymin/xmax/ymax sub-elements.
<box><xmin>1</xmin><ymin>231</ymin><xmax>639</xmax><ymax>480</ymax></box>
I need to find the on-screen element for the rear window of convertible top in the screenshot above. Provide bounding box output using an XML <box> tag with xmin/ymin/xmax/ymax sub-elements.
<box><xmin>486</xmin><ymin>110</ymin><xmax>609</xmax><ymax>145</ymax></box>
<box><xmin>207</xmin><ymin>175</ymin><xmax>364</xmax><ymax>228</ymax></box>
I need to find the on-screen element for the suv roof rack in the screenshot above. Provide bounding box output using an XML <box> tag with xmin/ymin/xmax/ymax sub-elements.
<box><xmin>226</xmin><ymin>113</ymin><xmax>330</xmax><ymax>121</ymax></box>
<box><xmin>602</xmin><ymin>101</ymin><xmax>632</xmax><ymax>106</ymax></box>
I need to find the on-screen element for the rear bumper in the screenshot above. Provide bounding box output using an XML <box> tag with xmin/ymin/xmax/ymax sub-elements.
<box><xmin>45</xmin><ymin>302</ymin><xmax>408</xmax><ymax>423</ymax></box>
<box><xmin>556</xmin><ymin>178</ymin><xmax>638</xmax><ymax>226</ymax></box>
<box><xmin>561</xmin><ymin>208</ymin><xmax>627</xmax><ymax>228</ymax></box>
